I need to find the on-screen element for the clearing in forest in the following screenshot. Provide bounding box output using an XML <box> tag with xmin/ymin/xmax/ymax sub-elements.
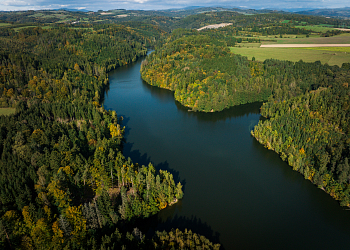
<box><xmin>0</xmin><ymin>108</ymin><xmax>15</xmax><ymax>116</ymax></box>
<box><xmin>197</xmin><ymin>23</ymin><xmax>233</xmax><ymax>31</ymax></box>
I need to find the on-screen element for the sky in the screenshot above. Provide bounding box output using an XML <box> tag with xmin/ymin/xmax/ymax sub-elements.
<box><xmin>0</xmin><ymin>0</ymin><xmax>349</xmax><ymax>12</ymax></box>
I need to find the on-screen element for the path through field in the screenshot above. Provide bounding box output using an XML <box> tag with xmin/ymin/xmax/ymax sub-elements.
<box><xmin>260</xmin><ymin>44</ymin><xmax>350</xmax><ymax>48</ymax></box>
<box><xmin>336</xmin><ymin>28</ymin><xmax>350</xmax><ymax>31</ymax></box>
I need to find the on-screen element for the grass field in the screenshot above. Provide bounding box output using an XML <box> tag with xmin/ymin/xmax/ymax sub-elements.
<box><xmin>3</xmin><ymin>25</ymin><xmax>52</xmax><ymax>31</ymax></box>
<box><xmin>261</xmin><ymin>33</ymin><xmax>350</xmax><ymax>45</ymax></box>
<box><xmin>0</xmin><ymin>23</ymin><xmax>12</xmax><ymax>27</ymax></box>
<box><xmin>298</xmin><ymin>47</ymin><xmax>350</xmax><ymax>53</ymax></box>
<box><xmin>319</xmin><ymin>24</ymin><xmax>336</xmax><ymax>27</ymax></box>
<box><xmin>294</xmin><ymin>25</ymin><xmax>337</xmax><ymax>33</ymax></box>
<box><xmin>235</xmin><ymin>43</ymin><xmax>261</xmax><ymax>48</ymax></box>
<box><xmin>47</xmin><ymin>14</ymin><xmax>69</xmax><ymax>19</ymax></box>
<box><xmin>0</xmin><ymin>108</ymin><xmax>15</xmax><ymax>116</ymax></box>
<box><xmin>234</xmin><ymin>33</ymin><xmax>346</xmax><ymax>42</ymax></box>
<box><xmin>29</xmin><ymin>13</ymin><xmax>45</xmax><ymax>18</ymax></box>
<box><xmin>14</xmin><ymin>26</ymin><xmax>38</xmax><ymax>31</ymax></box>
<box><xmin>69</xmin><ymin>27</ymin><xmax>94</xmax><ymax>30</ymax></box>
<box><xmin>230</xmin><ymin>45</ymin><xmax>350</xmax><ymax>66</ymax></box>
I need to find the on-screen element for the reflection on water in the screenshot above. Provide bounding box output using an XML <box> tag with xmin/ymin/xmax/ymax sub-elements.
<box><xmin>104</xmin><ymin>54</ymin><xmax>350</xmax><ymax>250</ymax></box>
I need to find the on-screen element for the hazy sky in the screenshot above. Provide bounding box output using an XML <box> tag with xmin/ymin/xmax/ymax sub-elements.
<box><xmin>0</xmin><ymin>0</ymin><xmax>349</xmax><ymax>12</ymax></box>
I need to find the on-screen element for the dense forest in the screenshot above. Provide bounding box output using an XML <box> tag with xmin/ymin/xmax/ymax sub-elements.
<box><xmin>140</xmin><ymin>26</ymin><xmax>350</xmax><ymax>205</ymax></box>
<box><xmin>141</xmin><ymin>30</ymin><xmax>266</xmax><ymax>112</ymax></box>
<box><xmin>0</xmin><ymin>24</ymin><xmax>221</xmax><ymax>249</ymax></box>
<box><xmin>1</xmin><ymin>7</ymin><xmax>350</xmax><ymax>249</ymax></box>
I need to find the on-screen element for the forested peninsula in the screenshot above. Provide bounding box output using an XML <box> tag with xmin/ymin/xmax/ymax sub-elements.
<box><xmin>0</xmin><ymin>24</ymin><xmax>222</xmax><ymax>249</ymax></box>
<box><xmin>141</xmin><ymin>28</ymin><xmax>350</xmax><ymax>112</ymax></box>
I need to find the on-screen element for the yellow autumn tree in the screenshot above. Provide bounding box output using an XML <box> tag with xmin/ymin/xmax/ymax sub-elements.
<box><xmin>52</xmin><ymin>221</ymin><xmax>64</xmax><ymax>245</ymax></box>
<box><xmin>109</xmin><ymin>123</ymin><xmax>122</xmax><ymax>138</ymax></box>
<box><xmin>2</xmin><ymin>210</ymin><xmax>25</xmax><ymax>241</ymax></box>
<box><xmin>47</xmin><ymin>167</ymin><xmax>74</xmax><ymax>209</ymax></box>
<box><xmin>74</xmin><ymin>63</ymin><xmax>81</xmax><ymax>72</ymax></box>
<box><xmin>30</xmin><ymin>218</ymin><xmax>51</xmax><ymax>249</ymax></box>
<box><xmin>6</xmin><ymin>88</ymin><xmax>14</xmax><ymax>98</ymax></box>
<box><xmin>64</xmin><ymin>205</ymin><xmax>86</xmax><ymax>243</ymax></box>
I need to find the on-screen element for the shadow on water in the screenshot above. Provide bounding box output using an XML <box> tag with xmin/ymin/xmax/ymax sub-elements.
<box><xmin>122</xmin><ymin>140</ymin><xmax>184</xmax><ymax>187</ymax></box>
<box><xmin>251</xmin><ymin>133</ymin><xmax>350</xmax><ymax>232</ymax></box>
<box><xmin>119</xmin><ymin>113</ymin><xmax>183</xmax><ymax>185</ymax></box>
<box><xmin>127</xmin><ymin>204</ymin><xmax>224</xmax><ymax>249</ymax></box>
<box><xmin>176</xmin><ymin>101</ymin><xmax>262</xmax><ymax>123</ymax></box>
<box><xmin>140</xmin><ymin>79</ymin><xmax>175</xmax><ymax>104</ymax></box>
<box><xmin>155</xmin><ymin>213</ymin><xmax>223</xmax><ymax>249</ymax></box>
<box><xmin>120</xmin><ymin>116</ymin><xmax>131</xmax><ymax>137</ymax></box>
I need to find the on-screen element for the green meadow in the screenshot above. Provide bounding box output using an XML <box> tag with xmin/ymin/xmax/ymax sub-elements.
<box><xmin>0</xmin><ymin>108</ymin><xmax>15</xmax><ymax>116</ymax></box>
<box><xmin>0</xmin><ymin>23</ymin><xmax>12</xmax><ymax>27</ymax></box>
<box><xmin>264</xmin><ymin>33</ymin><xmax>350</xmax><ymax>44</ymax></box>
<box><xmin>230</xmin><ymin>45</ymin><xmax>349</xmax><ymax>66</ymax></box>
<box><xmin>294</xmin><ymin>25</ymin><xmax>337</xmax><ymax>33</ymax></box>
<box><xmin>230</xmin><ymin>33</ymin><xmax>350</xmax><ymax>66</ymax></box>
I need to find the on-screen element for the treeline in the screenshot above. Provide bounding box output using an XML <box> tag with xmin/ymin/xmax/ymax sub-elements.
<box><xmin>141</xmin><ymin>30</ymin><xmax>350</xmax><ymax>112</ymax></box>
<box><xmin>0</xmin><ymin>24</ymin><xmax>220</xmax><ymax>249</ymax></box>
<box><xmin>321</xmin><ymin>29</ymin><xmax>342</xmax><ymax>37</ymax></box>
<box><xmin>253</xmin><ymin>25</ymin><xmax>311</xmax><ymax>35</ymax></box>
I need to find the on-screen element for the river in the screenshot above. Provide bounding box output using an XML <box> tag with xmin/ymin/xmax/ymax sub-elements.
<box><xmin>104</xmin><ymin>54</ymin><xmax>350</xmax><ymax>249</ymax></box>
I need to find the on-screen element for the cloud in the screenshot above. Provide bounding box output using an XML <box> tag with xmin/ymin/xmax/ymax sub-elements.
<box><xmin>0</xmin><ymin>0</ymin><xmax>349</xmax><ymax>11</ymax></box>
<box><xmin>3</xmin><ymin>0</ymin><xmax>33</xmax><ymax>6</ymax></box>
<box><xmin>133</xmin><ymin>0</ymin><xmax>149</xmax><ymax>3</ymax></box>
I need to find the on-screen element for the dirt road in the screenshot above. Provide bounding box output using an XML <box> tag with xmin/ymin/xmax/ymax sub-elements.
<box><xmin>335</xmin><ymin>28</ymin><xmax>350</xmax><ymax>31</ymax></box>
<box><xmin>260</xmin><ymin>44</ymin><xmax>350</xmax><ymax>48</ymax></box>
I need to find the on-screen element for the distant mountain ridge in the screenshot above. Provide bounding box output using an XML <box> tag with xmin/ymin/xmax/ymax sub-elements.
<box><xmin>0</xmin><ymin>6</ymin><xmax>350</xmax><ymax>19</ymax></box>
<box><xmin>55</xmin><ymin>8</ymin><xmax>91</xmax><ymax>12</ymax></box>
<box><xmin>157</xmin><ymin>6</ymin><xmax>285</xmax><ymax>17</ymax></box>
<box><xmin>0</xmin><ymin>6</ymin><xmax>349</xmax><ymax>26</ymax></box>
<box><xmin>156</xmin><ymin>6</ymin><xmax>350</xmax><ymax>19</ymax></box>
<box><xmin>296</xmin><ymin>7</ymin><xmax>350</xmax><ymax>19</ymax></box>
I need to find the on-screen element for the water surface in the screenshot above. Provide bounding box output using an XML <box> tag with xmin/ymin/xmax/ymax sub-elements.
<box><xmin>104</xmin><ymin>56</ymin><xmax>350</xmax><ymax>249</ymax></box>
